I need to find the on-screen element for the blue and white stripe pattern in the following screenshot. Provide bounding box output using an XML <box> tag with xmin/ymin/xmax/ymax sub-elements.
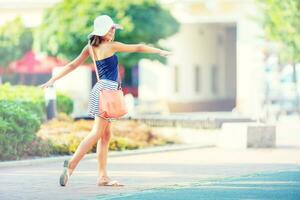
<box><xmin>88</xmin><ymin>79</ymin><xmax>119</xmax><ymax>121</ymax></box>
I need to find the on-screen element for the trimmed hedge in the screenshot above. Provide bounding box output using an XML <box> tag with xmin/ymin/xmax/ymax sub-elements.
<box><xmin>0</xmin><ymin>83</ymin><xmax>74</xmax><ymax>116</ymax></box>
<box><xmin>108</xmin><ymin>137</ymin><xmax>139</xmax><ymax>151</ymax></box>
<box><xmin>0</xmin><ymin>83</ymin><xmax>74</xmax><ymax>160</ymax></box>
<box><xmin>36</xmin><ymin>117</ymin><xmax>175</xmax><ymax>156</ymax></box>
<box><xmin>56</xmin><ymin>92</ymin><xmax>73</xmax><ymax>115</ymax></box>
<box><xmin>49</xmin><ymin>135</ymin><xmax>140</xmax><ymax>155</ymax></box>
<box><xmin>0</xmin><ymin>101</ymin><xmax>41</xmax><ymax>160</ymax></box>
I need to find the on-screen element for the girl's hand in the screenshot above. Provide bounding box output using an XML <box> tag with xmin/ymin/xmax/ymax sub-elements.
<box><xmin>159</xmin><ymin>50</ymin><xmax>172</xmax><ymax>57</ymax></box>
<box><xmin>39</xmin><ymin>79</ymin><xmax>55</xmax><ymax>89</ymax></box>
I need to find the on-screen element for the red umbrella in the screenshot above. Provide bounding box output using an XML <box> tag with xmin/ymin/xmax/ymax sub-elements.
<box><xmin>9</xmin><ymin>51</ymin><xmax>66</xmax><ymax>74</ymax></box>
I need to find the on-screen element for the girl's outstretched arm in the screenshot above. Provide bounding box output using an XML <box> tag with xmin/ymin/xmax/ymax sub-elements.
<box><xmin>111</xmin><ymin>42</ymin><xmax>171</xmax><ymax>56</ymax></box>
<box><xmin>39</xmin><ymin>45</ymin><xmax>90</xmax><ymax>89</ymax></box>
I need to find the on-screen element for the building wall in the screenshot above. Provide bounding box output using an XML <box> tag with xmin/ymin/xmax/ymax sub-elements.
<box><xmin>224</xmin><ymin>26</ymin><xmax>237</xmax><ymax>98</ymax></box>
<box><xmin>138</xmin><ymin>59</ymin><xmax>171</xmax><ymax>101</ymax></box>
<box><xmin>53</xmin><ymin>66</ymin><xmax>92</xmax><ymax>117</ymax></box>
<box><xmin>139</xmin><ymin>22</ymin><xmax>237</xmax><ymax>112</ymax></box>
<box><xmin>139</xmin><ymin>0</ymin><xmax>264</xmax><ymax>116</ymax></box>
<box><xmin>166</xmin><ymin>23</ymin><xmax>236</xmax><ymax>102</ymax></box>
<box><xmin>236</xmin><ymin>10</ymin><xmax>264</xmax><ymax>117</ymax></box>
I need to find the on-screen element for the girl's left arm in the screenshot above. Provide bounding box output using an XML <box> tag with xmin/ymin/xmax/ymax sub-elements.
<box><xmin>111</xmin><ymin>42</ymin><xmax>171</xmax><ymax>56</ymax></box>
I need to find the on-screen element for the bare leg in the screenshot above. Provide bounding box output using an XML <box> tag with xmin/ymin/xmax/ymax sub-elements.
<box><xmin>96</xmin><ymin>122</ymin><xmax>112</xmax><ymax>184</ymax></box>
<box><xmin>67</xmin><ymin>116</ymin><xmax>109</xmax><ymax>176</ymax></box>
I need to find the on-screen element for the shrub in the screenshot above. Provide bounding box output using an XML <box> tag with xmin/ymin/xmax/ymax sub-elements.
<box><xmin>11</xmin><ymin>100</ymin><xmax>44</xmax><ymax>121</ymax></box>
<box><xmin>0</xmin><ymin>84</ymin><xmax>44</xmax><ymax>120</ymax></box>
<box><xmin>0</xmin><ymin>100</ymin><xmax>41</xmax><ymax>160</ymax></box>
<box><xmin>49</xmin><ymin>134</ymin><xmax>84</xmax><ymax>155</ymax></box>
<box><xmin>0</xmin><ymin>83</ymin><xmax>74</xmax><ymax>160</ymax></box>
<box><xmin>0</xmin><ymin>83</ymin><xmax>74</xmax><ymax>116</ymax></box>
<box><xmin>37</xmin><ymin>118</ymin><xmax>177</xmax><ymax>155</ymax></box>
<box><xmin>22</xmin><ymin>137</ymin><xmax>53</xmax><ymax>158</ymax></box>
<box><xmin>49</xmin><ymin>134</ymin><xmax>139</xmax><ymax>155</ymax></box>
<box><xmin>108</xmin><ymin>137</ymin><xmax>139</xmax><ymax>151</ymax></box>
<box><xmin>57</xmin><ymin>92</ymin><xmax>74</xmax><ymax>115</ymax></box>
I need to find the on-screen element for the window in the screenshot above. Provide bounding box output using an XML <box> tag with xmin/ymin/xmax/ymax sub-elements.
<box><xmin>194</xmin><ymin>65</ymin><xmax>201</xmax><ymax>93</ymax></box>
<box><xmin>211</xmin><ymin>66</ymin><xmax>218</xmax><ymax>94</ymax></box>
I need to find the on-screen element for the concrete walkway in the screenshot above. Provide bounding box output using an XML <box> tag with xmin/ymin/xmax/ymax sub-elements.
<box><xmin>0</xmin><ymin>147</ymin><xmax>299</xmax><ymax>200</ymax></box>
<box><xmin>0</xmin><ymin>120</ymin><xmax>299</xmax><ymax>200</ymax></box>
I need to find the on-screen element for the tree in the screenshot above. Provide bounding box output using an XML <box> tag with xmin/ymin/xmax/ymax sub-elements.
<box><xmin>258</xmin><ymin>0</ymin><xmax>300</xmax><ymax>111</ymax></box>
<box><xmin>34</xmin><ymin>0</ymin><xmax>179</xmax><ymax>68</ymax></box>
<box><xmin>258</xmin><ymin>0</ymin><xmax>300</xmax><ymax>62</ymax></box>
<box><xmin>0</xmin><ymin>17</ymin><xmax>33</xmax><ymax>68</ymax></box>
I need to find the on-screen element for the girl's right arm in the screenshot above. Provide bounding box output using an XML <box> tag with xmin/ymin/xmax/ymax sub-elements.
<box><xmin>39</xmin><ymin>45</ymin><xmax>90</xmax><ymax>89</ymax></box>
<box><xmin>111</xmin><ymin>42</ymin><xmax>171</xmax><ymax>56</ymax></box>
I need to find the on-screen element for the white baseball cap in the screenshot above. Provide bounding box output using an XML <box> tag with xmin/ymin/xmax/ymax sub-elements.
<box><xmin>88</xmin><ymin>15</ymin><xmax>123</xmax><ymax>38</ymax></box>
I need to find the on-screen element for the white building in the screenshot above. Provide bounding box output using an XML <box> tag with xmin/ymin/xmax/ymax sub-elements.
<box><xmin>139</xmin><ymin>0</ymin><xmax>264</xmax><ymax>117</ymax></box>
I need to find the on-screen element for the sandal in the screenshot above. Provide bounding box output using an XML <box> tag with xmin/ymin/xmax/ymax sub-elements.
<box><xmin>97</xmin><ymin>176</ymin><xmax>124</xmax><ymax>187</ymax></box>
<box><xmin>59</xmin><ymin>160</ymin><xmax>70</xmax><ymax>186</ymax></box>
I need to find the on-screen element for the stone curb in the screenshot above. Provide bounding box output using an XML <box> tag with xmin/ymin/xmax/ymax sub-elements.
<box><xmin>0</xmin><ymin>144</ymin><xmax>213</xmax><ymax>169</ymax></box>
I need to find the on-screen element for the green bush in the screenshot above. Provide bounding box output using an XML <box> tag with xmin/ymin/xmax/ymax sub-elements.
<box><xmin>0</xmin><ymin>83</ymin><xmax>74</xmax><ymax>160</ymax></box>
<box><xmin>48</xmin><ymin>134</ymin><xmax>140</xmax><ymax>155</ymax></box>
<box><xmin>12</xmin><ymin>100</ymin><xmax>44</xmax><ymax>121</ymax></box>
<box><xmin>57</xmin><ymin>92</ymin><xmax>74</xmax><ymax>115</ymax></box>
<box><xmin>0</xmin><ymin>101</ymin><xmax>41</xmax><ymax>160</ymax></box>
<box><xmin>0</xmin><ymin>83</ymin><xmax>74</xmax><ymax>116</ymax></box>
<box><xmin>108</xmin><ymin>137</ymin><xmax>139</xmax><ymax>151</ymax></box>
<box><xmin>22</xmin><ymin>137</ymin><xmax>53</xmax><ymax>158</ymax></box>
<box><xmin>49</xmin><ymin>134</ymin><xmax>83</xmax><ymax>155</ymax></box>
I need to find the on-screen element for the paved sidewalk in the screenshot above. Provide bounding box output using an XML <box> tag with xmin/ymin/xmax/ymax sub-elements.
<box><xmin>0</xmin><ymin>120</ymin><xmax>299</xmax><ymax>200</ymax></box>
<box><xmin>0</xmin><ymin>146</ymin><xmax>299</xmax><ymax>200</ymax></box>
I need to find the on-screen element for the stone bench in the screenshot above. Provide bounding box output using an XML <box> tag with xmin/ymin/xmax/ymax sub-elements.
<box><xmin>217</xmin><ymin>122</ymin><xmax>276</xmax><ymax>148</ymax></box>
